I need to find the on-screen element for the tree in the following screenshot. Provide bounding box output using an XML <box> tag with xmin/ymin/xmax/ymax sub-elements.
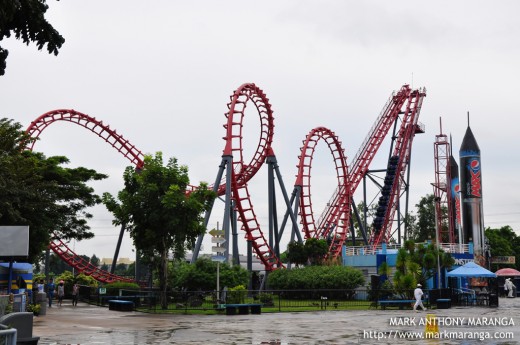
<box><xmin>169</xmin><ymin>258</ymin><xmax>248</xmax><ymax>291</ymax></box>
<box><xmin>48</xmin><ymin>253</ymin><xmax>72</xmax><ymax>275</ymax></box>
<box><xmin>0</xmin><ymin>118</ymin><xmax>107</xmax><ymax>262</ymax></box>
<box><xmin>286</xmin><ymin>238</ymin><xmax>329</xmax><ymax>266</ymax></box>
<box><xmin>485</xmin><ymin>225</ymin><xmax>520</xmax><ymax>271</ymax></box>
<box><xmin>304</xmin><ymin>238</ymin><xmax>328</xmax><ymax>265</ymax></box>
<box><xmin>392</xmin><ymin>240</ymin><xmax>454</xmax><ymax>298</ymax></box>
<box><xmin>286</xmin><ymin>241</ymin><xmax>308</xmax><ymax>266</ymax></box>
<box><xmin>90</xmin><ymin>254</ymin><xmax>100</xmax><ymax>267</ymax></box>
<box><xmin>409</xmin><ymin>194</ymin><xmax>436</xmax><ymax>242</ymax></box>
<box><xmin>102</xmin><ymin>152</ymin><xmax>216</xmax><ymax>309</ymax></box>
<box><xmin>114</xmin><ymin>263</ymin><xmax>129</xmax><ymax>276</ymax></box>
<box><xmin>0</xmin><ymin>0</ymin><xmax>65</xmax><ymax>76</ymax></box>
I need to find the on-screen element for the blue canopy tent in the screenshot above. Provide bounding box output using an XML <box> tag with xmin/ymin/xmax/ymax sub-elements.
<box><xmin>446</xmin><ymin>262</ymin><xmax>497</xmax><ymax>306</ymax></box>
<box><xmin>446</xmin><ymin>261</ymin><xmax>496</xmax><ymax>278</ymax></box>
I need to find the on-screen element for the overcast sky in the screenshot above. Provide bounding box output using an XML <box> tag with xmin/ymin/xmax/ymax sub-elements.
<box><xmin>1</xmin><ymin>1</ymin><xmax>519</xmax><ymax>261</ymax></box>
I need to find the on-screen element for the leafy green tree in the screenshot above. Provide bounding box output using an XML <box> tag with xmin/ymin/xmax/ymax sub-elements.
<box><xmin>392</xmin><ymin>240</ymin><xmax>453</xmax><ymax>298</ymax></box>
<box><xmin>409</xmin><ymin>194</ymin><xmax>436</xmax><ymax>242</ymax></box>
<box><xmin>124</xmin><ymin>262</ymin><xmax>136</xmax><ymax>277</ymax></box>
<box><xmin>90</xmin><ymin>254</ymin><xmax>100</xmax><ymax>267</ymax></box>
<box><xmin>485</xmin><ymin>226</ymin><xmax>519</xmax><ymax>271</ymax></box>
<box><xmin>286</xmin><ymin>238</ymin><xmax>329</xmax><ymax>266</ymax></box>
<box><xmin>73</xmin><ymin>273</ymin><xmax>99</xmax><ymax>288</ymax></box>
<box><xmin>48</xmin><ymin>253</ymin><xmax>72</xmax><ymax>275</ymax></box>
<box><xmin>0</xmin><ymin>0</ymin><xmax>65</xmax><ymax>76</ymax></box>
<box><xmin>286</xmin><ymin>241</ymin><xmax>307</xmax><ymax>266</ymax></box>
<box><xmin>305</xmin><ymin>238</ymin><xmax>329</xmax><ymax>265</ymax></box>
<box><xmin>0</xmin><ymin>118</ymin><xmax>107</xmax><ymax>262</ymax></box>
<box><xmin>114</xmin><ymin>263</ymin><xmax>129</xmax><ymax>276</ymax></box>
<box><xmin>169</xmin><ymin>258</ymin><xmax>248</xmax><ymax>291</ymax></box>
<box><xmin>103</xmin><ymin>152</ymin><xmax>216</xmax><ymax>309</ymax></box>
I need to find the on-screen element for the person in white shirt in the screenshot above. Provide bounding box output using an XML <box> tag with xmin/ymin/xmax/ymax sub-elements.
<box><xmin>413</xmin><ymin>283</ymin><xmax>427</xmax><ymax>312</ymax></box>
<box><xmin>505</xmin><ymin>278</ymin><xmax>516</xmax><ymax>298</ymax></box>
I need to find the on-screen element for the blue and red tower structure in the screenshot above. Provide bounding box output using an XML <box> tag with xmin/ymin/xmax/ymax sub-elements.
<box><xmin>449</xmin><ymin>152</ymin><xmax>462</xmax><ymax>244</ymax></box>
<box><xmin>459</xmin><ymin>114</ymin><xmax>485</xmax><ymax>264</ymax></box>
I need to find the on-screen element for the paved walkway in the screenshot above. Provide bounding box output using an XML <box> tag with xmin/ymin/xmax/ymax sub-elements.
<box><xmin>33</xmin><ymin>298</ymin><xmax>520</xmax><ymax>344</ymax></box>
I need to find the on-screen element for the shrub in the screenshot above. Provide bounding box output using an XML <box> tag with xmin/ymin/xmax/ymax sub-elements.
<box><xmin>227</xmin><ymin>285</ymin><xmax>247</xmax><ymax>304</ymax></box>
<box><xmin>267</xmin><ymin>265</ymin><xmax>364</xmax><ymax>291</ymax></box>
<box><xmin>257</xmin><ymin>292</ymin><xmax>274</xmax><ymax>306</ymax></box>
<box><xmin>27</xmin><ymin>303</ymin><xmax>41</xmax><ymax>315</ymax></box>
<box><xmin>169</xmin><ymin>258</ymin><xmax>248</xmax><ymax>291</ymax></box>
<box><xmin>103</xmin><ymin>281</ymin><xmax>140</xmax><ymax>296</ymax></box>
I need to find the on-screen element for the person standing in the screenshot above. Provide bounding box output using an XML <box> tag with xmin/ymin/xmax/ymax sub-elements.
<box><xmin>72</xmin><ymin>283</ymin><xmax>79</xmax><ymax>307</ymax></box>
<box><xmin>413</xmin><ymin>283</ymin><xmax>427</xmax><ymax>312</ymax></box>
<box><xmin>37</xmin><ymin>279</ymin><xmax>45</xmax><ymax>293</ymax></box>
<box><xmin>47</xmin><ymin>278</ymin><xmax>56</xmax><ymax>308</ymax></box>
<box><xmin>505</xmin><ymin>278</ymin><xmax>516</xmax><ymax>298</ymax></box>
<box><xmin>57</xmin><ymin>280</ymin><xmax>65</xmax><ymax>306</ymax></box>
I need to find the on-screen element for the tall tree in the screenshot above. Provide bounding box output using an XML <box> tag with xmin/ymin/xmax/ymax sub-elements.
<box><xmin>305</xmin><ymin>238</ymin><xmax>329</xmax><ymax>265</ymax></box>
<box><xmin>286</xmin><ymin>241</ymin><xmax>307</xmax><ymax>266</ymax></box>
<box><xmin>409</xmin><ymin>194</ymin><xmax>436</xmax><ymax>242</ymax></box>
<box><xmin>102</xmin><ymin>152</ymin><xmax>216</xmax><ymax>309</ymax></box>
<box><xmin>485</xmin><ymin>225</ymin><xmax>519</xmax><ymax>271</ymax></box>
<box><xmin>0</xmin><ymin>118</ymin><xmax>106</xmax><ymax>262</ymax></box>
<box><xmin>90</xmin><ymin>254</ymin><xmax>100</xmax><ymax>267</ymax></box>
<box><xmin>286</xmin><ymin>238</ymin><xmax>329</xmax><ymax>266</ymax></box>
<box><xmin>0</xmin><ymin>0</ymin><xmax>65</xmax><ymax>75</ymax></box>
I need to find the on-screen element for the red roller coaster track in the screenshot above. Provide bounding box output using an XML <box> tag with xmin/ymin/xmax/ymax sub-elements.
<box><xmin>295</xmin><ymin>127</ymin><xmax>350</xmax><ymax>257</ymax></box>
<box><xmin>25</xmin><ymin>83</ymin><xmax>426</xmax><ymax>276</ymax></box>
<box><xmin>50</xmin><ymin>237</ymin><xmax>134</xmax><ymax>283</ymax></box>
<box><xmin>25</xmin><ymin>109</ymin><xmax>145</xmax><ymax>283</ymax></box>
<box><xmin>26</xmin><ymin>109</ymin><xmax>145</xmax><ymax>169</ymax></box>
<box><xmin>306</xmin><ymin>85</ymin><xmax>426</xmax><ymax>254</ymax></box>
<box><xmin>219</xmin><ymin>83</ymin><xmax>283</xmax><ymax>270</ymax></box>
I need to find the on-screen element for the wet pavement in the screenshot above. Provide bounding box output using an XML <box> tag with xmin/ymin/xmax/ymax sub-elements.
<box><xmin>33</xmin><ymin>298</ymin><xmax>520</xmax><ymax>344</ymax></box>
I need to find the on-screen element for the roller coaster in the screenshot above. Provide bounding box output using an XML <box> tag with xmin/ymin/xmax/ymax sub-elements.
<box><xmin>25</xmin><ymin>83</ymin><xmax>426</xmax><ymax>283</ymax></box>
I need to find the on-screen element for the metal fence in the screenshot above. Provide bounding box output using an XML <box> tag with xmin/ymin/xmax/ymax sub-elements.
<box><xmin>82</xmin><ymin>288</ymin><xmax>374</xmax><ymax>312</ymax></box>
<box><xmin>0</xmin><ymin>324</ymin><xmax>17</xmax><ymax>345</ymax></box>
<box><xmin>78</xmin><ymin>286</ymin><xmax>499</xmax><ymax>313</ymax></box>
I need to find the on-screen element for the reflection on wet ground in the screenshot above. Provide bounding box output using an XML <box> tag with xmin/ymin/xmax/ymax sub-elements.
<box><xmin>34</xmin><ymin>298</ymin><xmax>520</xmax><ymax>345</ymax></box>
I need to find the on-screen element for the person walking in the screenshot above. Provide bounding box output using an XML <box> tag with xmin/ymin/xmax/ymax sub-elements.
<box><xmin>72</xmin><ymin>283</ymin><xmax>79</xmax><ymax>307</ymax></box>
<box><xmin>47</xmin><ymin>278</ymin><xmax>56</xmax><ymax>308</ymax></box>
<box><xmin>413</xmin><ymin>283</ymin><xmax>427</xmax><ymax>312</ymax></box>
<box><xmin>505</xmin><ymin>278</ymin><xmax>516</xmax><ymax>298</ymax></box>
<box><xmin>57</xmin><ymin>280</ymin><xmax>65</xmax><ymax>306</ymax></box>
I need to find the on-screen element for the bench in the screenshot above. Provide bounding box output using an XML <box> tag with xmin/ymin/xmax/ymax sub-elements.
<box><xmin>0</xmin><ymin>312</ymin><xmax>40</xmax><ymax>345</ymax></box>
<box><xmin>436</xmin><ymin>298</ymin><xmax>451</xmax><ymax>309</ymax></box>
<box><xmin>378</xmin><ymin>300</ymin><xmax>415</xmax><ymax>310</ymax></box>
<box><xmin>101</xmin><ymin>295</ymin><xmax>145</xmax><ymax>307</ymax></box>
<box><xmin>225</xmin><ymin>304</ymin><xmax>262</xmax><ymax>315</ymax></box>
<box><xmin>108</xmin><ymin>300</ymin><xmax>134</xmax><ymax>311</ymax></box>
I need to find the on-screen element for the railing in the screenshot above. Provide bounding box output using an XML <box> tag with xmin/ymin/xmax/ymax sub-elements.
<box><xmin>83</xmin><ymin>288</ymin><xmax>371</xmax><ymax>312</ymax></box>
<box><xmin>0</xmin><ymin>324</ymin><xmax>17</xmax><ymax>345</ymax></box>
<box><xmin>79</xmin><ymin>286</ymin><xmax>497</xmax><ymax>312</ymax></box>
<box><xmin>344</xmin><ymin>242</ymin><xmax>470</xmax><ymax>256</ymax></box>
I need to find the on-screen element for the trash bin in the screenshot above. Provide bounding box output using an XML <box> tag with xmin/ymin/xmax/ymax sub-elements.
<box><xmin>489</xmin><ymin>294</ymin><xmax>498</xmax><ymax>307</ymax></box>
<box><xmin>12</xmin><ymin>294</ymin><xmax>26</xmax><ymax>312</ymax></box>
<box><xmin>36</xmin><ymin>292</ymin><xmax>47</xmax><ymax>315</ymax></box>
